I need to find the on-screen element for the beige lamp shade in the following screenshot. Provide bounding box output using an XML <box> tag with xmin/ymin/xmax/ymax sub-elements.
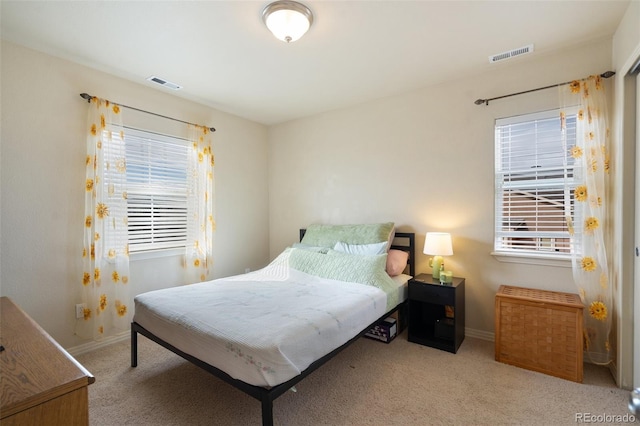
<box><xmin>423</xmin><ymin>232</ymin><xmax>453</xmax><ymax>256</ymax></box>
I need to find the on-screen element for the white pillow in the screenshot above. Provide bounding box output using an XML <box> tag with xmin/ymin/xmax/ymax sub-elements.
<box><xmin>333</xmin><ymin>241</ymin><xmax>388</xmax><ymax>256</ymax></box>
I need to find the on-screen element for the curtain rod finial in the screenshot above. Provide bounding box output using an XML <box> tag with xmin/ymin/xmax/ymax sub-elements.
<box><xmin>80</xmin><ymin>93</ymin><xmax>92</xmax><ymax>103</ymax></box>
<box><xmin>474</xmin><ymin>99</ymin><xmax>487</xmax><ymax>106</ymax></box>
<box><xmin>601</xmin><ymin>71</ymin><xmax>615</xmax><ymax>79</ymax></box>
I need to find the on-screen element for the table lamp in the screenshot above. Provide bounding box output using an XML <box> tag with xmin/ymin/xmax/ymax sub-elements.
<box><xmin>423</xmin><ymin>232</ymin><xmax>453</xmax><ymax>279</ymax></box>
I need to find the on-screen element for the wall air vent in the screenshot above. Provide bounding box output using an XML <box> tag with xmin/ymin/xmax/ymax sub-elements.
<box><xmin>489</xmin><ymin>44</ymin><xmax>534</xmax><ymax>63</ymax></box>
<box><xmin>146</xmin><ymin>76</ymin><xmax>182</xmax><ymax>90</ymax></box>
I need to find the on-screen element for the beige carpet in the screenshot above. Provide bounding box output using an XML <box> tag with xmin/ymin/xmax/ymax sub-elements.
<box><xmin>77</xmin><ymin>332</ymin><xmax>632</xmax><ymax>425</ymax></box>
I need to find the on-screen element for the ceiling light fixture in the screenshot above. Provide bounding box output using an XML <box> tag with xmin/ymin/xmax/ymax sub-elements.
<box><xmin>262</xmin><ymin>0</ymin><xmax>313</xmax><ymax>43</ymax></box>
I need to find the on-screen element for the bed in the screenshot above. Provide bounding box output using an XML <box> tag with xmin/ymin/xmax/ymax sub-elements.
<box><xmin>131</xmin><ymin>223</ymin><xmax>415</xmax><ymax>425</ymax></box>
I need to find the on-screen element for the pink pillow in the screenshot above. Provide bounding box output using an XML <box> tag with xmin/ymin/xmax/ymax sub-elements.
<box><xmin>386</xmin><ymin>249</ymin><xmax>409</xmax><ymax>276</ymax></box>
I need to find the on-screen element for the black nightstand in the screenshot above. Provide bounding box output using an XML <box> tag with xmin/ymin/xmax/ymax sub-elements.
<box><xmin>408</xmin><ymin>274</ymin><xmax>465</xmax><ymax>353</ymax></box>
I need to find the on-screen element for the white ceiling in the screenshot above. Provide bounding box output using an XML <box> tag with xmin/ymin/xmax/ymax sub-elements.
<box><xmin>0</xmin><ymin>1</ymin><xmax>630</xmax><ymax>125</ymax></box>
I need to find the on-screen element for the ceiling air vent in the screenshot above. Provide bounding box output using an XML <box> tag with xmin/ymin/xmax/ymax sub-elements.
<box><xmin>146</xmin><ymin>76</ymin><xmax>182</xmax><ymax>90</ymax></box>
<box><xmin>489</xmin><ymin>44</ymin><xmax>534</xmax><ymax>63</ymax></box>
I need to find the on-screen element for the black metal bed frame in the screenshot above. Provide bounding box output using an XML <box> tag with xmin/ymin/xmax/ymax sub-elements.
<box><xmin>131</xmin><ymin>231</ymin><xmax>415</xmax><ymax>426</ymax></box>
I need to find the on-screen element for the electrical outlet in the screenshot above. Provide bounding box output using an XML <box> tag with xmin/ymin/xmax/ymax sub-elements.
<box><xmin>75</xmin><ymin>304</ymin><xmax>85</xmax><ymax>319</ymax></box>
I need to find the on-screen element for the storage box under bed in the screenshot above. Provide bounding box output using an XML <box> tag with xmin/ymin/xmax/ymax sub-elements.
<box><xmin>364</xmin><ymin>317</ymin><xmax>397</xmax><ymax>343</ymax></box>
<box><xmin>495</xmin><ymin>285</ymin><xmax>584</xmax><ymax>383</ymax></box>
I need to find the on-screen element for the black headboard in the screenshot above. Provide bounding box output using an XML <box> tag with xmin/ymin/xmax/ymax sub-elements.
<box><xmin>299</xmin><ymin>229</ymin><xmax>415</xmax><ymax>277</ymax></box>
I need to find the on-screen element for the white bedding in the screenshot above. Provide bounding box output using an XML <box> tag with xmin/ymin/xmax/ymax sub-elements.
<box><xmin>134</xmin><ymin>250</ymin><xmax>408</xmax><ymax>387</ymax></box>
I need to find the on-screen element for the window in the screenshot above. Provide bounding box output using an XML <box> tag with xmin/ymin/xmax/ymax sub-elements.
<box><xmin>123</xmin><ymin>128</ymin><xmax>189</xmax><ymax>253</ymax></box>
<box><xmin>494</xmin><ymin>108</ymin><xmax>577</xmax><ymax>258</ymax></box>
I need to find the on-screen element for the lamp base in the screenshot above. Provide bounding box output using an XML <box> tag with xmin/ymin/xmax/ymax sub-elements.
<box><xmin>429</xmin><ymin>255</ymin><xmax>444</xmax><ymax>279</ymax></box>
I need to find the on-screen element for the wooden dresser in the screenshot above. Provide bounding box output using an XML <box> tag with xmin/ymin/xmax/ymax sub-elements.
<box><xmin>1</xmin><ymin>296</ymin><xmax>95</xmax><ymax>425</ymax></box>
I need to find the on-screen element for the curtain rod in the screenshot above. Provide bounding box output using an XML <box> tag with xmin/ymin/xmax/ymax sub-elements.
<box><xmin>79</xmin><ymin>93</ymin><xmax>216</xmax><ymax>132</ymax></box>
<box><xmin>473</xmin><ymin>70</ymin><xmax>616</xmax><ymax>106</ymax></box>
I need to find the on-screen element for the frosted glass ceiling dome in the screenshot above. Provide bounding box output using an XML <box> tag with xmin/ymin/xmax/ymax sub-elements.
<box><xmin>262</xmin><ymin>0</ymin><xmax>313</xmax><ymax>43</ymax></box>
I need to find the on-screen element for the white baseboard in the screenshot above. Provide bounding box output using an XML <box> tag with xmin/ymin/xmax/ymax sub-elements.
<box><xmin>466</xmin><ymin>327</ymin><xmax>495</xmax><ymax>342</ymax></box>
<box><xmin>69</xmin><ymin>326</ymin><xmax>606</xmax><ymax>373</ymax></box>
<box><xmin>67</xmin><ymin>330</ymin><xmax>130</xmax><ymax>357</ymax></box>
<box><xmin>67</xmin><ymin>327</ymin><xmax>496</xmax><ymax>357</ymax></box>
<box><xmin>72</xmin><ymin>325</ymin><xmax>601</xmax><ymax>367</ymax></box>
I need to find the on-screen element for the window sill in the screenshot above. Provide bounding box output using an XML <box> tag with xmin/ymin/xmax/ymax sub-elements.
<box><xmin>491</xmin><ymin>251</ymin><xmax>572</xmax><ymax>268</ymax></box>
<box><xmin>130</xmin><ymin>247</ymin><xmax>184</xmax><ymax>261</ymax></box>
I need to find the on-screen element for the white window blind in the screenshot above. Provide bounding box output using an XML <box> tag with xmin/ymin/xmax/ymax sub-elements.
<box><xmin>124</xmin><ymin>128</ymin><xmax>189</xmax><ymax>253</ymax></box>
<box><xmin>495</xmin><ymin>109</ymin><xmax>577</xmax><ymax>256</ymax></box>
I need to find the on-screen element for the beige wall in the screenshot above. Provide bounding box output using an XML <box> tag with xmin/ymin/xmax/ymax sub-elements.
<box><xmin>0</xmin><ymin>41</ymin><xmax>270</xmax><ymax>348</ymax></box>
<box><xmin>1</xmin><ymin>9</ymin><xmax>636</xmax><ymax>384</ymax></box>
<box><xmin>268</xmin><ymin>38</ymin><xmax>612</xmax><ymax>338</ymax></box>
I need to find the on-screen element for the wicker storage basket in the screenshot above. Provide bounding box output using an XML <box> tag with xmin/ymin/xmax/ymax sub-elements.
<box><xmin>495</xmin><ymin>285</ymin><xmax>584</xmax><ymax>382</ymax></box>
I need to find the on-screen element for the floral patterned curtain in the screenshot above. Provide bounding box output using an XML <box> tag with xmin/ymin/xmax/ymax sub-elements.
<box><xmin>77</xmin><ymin>97</ymin><xmax>130</xmax><ymax>340</ymax></box>
<box><xmin>561</xmin><ymin>76</ymin><xmax>612</xmax><ymax>364</ymax></box>
<box><xmin>184</xmin><ymin>124</ymin><xmax>215</xmax><ymax>283</ymax></box>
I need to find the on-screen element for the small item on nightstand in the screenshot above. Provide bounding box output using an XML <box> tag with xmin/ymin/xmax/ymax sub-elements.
<box><xmin>439</xmin><ymin>270</ymin><xmax>453</xmax><ymax>284</ymax></box>
<box><xmin>444</xmin><ymin>305</ymin><xmax>454</xmax><ymax>318</ymax></box>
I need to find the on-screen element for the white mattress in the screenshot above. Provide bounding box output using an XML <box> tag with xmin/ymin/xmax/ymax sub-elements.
<box><xmin>392</xmin><ymin>273</ymin><xmax>411</xmax><ymax>303</ymax></box>
<box><xmin>134</xmin><ymin>264</ymin><xmax>407</xmax><ymax>387</ymax></box>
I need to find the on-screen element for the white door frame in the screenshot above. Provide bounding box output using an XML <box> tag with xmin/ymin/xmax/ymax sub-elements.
<box><xmin>634</xmin><ymin>70</ymin><xmax>640</xmax><ymax>389</ymax></box>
